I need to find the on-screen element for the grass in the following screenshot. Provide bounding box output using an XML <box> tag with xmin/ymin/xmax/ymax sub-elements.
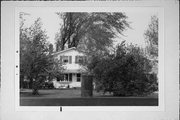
<box><xmin>20</xmin><ymin>89</ymin><xmax>158</xmax><ymax>106</ymax></box>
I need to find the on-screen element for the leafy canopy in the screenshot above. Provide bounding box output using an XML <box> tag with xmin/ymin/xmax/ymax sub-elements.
<box><xmin>144</xmin><ymin>15</ymin><xmax>158</xmax><ymax>59</ymax></box>
<box><xmin>55</xmin><ymin>12</ymin><xmax>130</xmax><ymax>55</ymax></box>
<box><xmin>20</xmin><ymin>16</ymin><xmax>63</xmax><ymax>89</ymax></box>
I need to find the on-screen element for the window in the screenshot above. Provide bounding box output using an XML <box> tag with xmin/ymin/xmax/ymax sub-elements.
<box><xmin>69</xmin><ymin>73</ymin><xmax>72</xmax><ymax>81</ymax></box>
<box><xmin>77</xmin><ymin>73</ymin><xmax>81</xmax><ymax>82</ymax></box>
<box><xmin>60</xmin><ymin>56</ymin><xmax>72</xmax><ymax>64</ymax></box>
<box><xmin>64</xmin><ymin>74</ymin><xmax>68</xmax><ymax>81</ymax></box>
<box><xmin>63</xmin><ymin>56</ymin><xmax>68</xmax><ymax>63</ymax></box>
<box><xmin>78</xmin><ymin>56</ymin><xmax>84</xmax><ymax>63</ymax></box>
<box><xmin>75</xmin><ymin>56</ymin><xmax>87</xmax><ymax>64</ymax></box>
<box><xmin>57</xmin><ymin>75</ymin><xmax>64</xmax><ymax>81</ymax></box>
<box><xmin>60</xmin><ymin>56</ymin><xmax>68</xmax><ymax>63</ymax></box>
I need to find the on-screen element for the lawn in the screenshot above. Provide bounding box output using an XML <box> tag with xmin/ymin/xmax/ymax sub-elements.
<box><xmin>20</xmin><ymin>89</ymin><xmax>158</xmax><ymax>106</ymax></box>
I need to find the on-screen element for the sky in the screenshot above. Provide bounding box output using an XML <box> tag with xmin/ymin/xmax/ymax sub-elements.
<box><xmin>21</xmin><ymin>8</ymin><xmax>158</xmax><ymax>49</ymax></box>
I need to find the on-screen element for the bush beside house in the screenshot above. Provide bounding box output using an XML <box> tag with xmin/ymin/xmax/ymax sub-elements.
<box><xmin>88</xmin><ymin>42</ymin><xmax>158</xmax><ymax>96</ymax></box>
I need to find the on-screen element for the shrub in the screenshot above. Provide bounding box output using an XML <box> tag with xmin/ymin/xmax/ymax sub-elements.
<box><xmin>90</xmin><ymin>43</ymin><xmax>158</xmax><ymax>96</ymax></box>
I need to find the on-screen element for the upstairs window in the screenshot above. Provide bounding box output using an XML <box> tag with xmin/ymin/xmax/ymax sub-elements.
<box><xmin>60</xmin><ymin>56</ymin><xmax>72</xmax><ymax>64</ymax></box>
<box><xmin>75</xmin><ymin>56</ymin><xmax>87</xmax><ymax>64</ymax></box>
<box><xmin>62</xmin><ymin>56</ymin><xmax>69</xmax><ymax>63</ymax></box>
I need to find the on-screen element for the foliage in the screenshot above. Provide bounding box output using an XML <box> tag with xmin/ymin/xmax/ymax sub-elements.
<box><xmin>55</xmin><ymin>12</ymin><xmax>130</xmax><ymax>55</ymax></box>
<box><xmin>20</xmin><ymin>16</ymin><xmax>63</xmax><ymax>93</ymax></box>
<box><xmin>144</xmin><ymin>15</ymin><xmax>158</xmax><ymax>59</ymax></box>
<box><xmin>89</xmin><ymin>42</ymin><xmax>158</xmax><ymax>96</ymax></box>
<box><xmin>144</xmin><ymin>15</ymin><xmax>158</xmax><ymax>76</ymax></box>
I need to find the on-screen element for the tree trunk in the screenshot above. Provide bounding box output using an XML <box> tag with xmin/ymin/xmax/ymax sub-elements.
<box><xmin>32</xmin><ymin>88</ymin><xmax>39</xmax><ymax>95</ymax></box>
<box><xmin>32</xmin><ymin>78</ymin><xmax>40</xmax><ymax>95</ymax></box>
<box><xmin>29</xmin><ymin>77</ymin><xmax>33</xmax><ymax>89</ymax></box>
<box><xmin>68</xmin><ymin>13</ymin><xmax>72</xmax><ymax>48</ymax></box>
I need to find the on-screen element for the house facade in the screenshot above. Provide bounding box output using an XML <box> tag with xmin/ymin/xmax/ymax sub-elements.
<box><xmin>53</xmin><ymin>47</ymin><xmax>87</xmax><ymax>88</ymax></box>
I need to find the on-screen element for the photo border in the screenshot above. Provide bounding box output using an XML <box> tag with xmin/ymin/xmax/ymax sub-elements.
<box><xmin>15</xmin><ymin>6</ymin><xmax>164</xmax><ymax>112</ymax></box>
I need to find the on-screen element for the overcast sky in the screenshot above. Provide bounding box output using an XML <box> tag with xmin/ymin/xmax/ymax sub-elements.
<box><xmin>21</xmin><ymin>8</ymin><xmax>158</xmax><ymax>48</ymax></box>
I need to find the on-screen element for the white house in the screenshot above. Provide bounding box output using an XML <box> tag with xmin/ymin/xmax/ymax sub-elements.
<box><xmin>52</xmin><ymin>47</ymin><xmax>87</xmax><ymax>88</ymax></box>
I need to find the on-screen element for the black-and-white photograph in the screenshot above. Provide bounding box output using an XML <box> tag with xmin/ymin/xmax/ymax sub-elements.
<box><xmin>1</xmin><ymin>0</ymin><xmax>179</xmax><ymax>120</ymax></box>
<box><xmin>17</xmin><ymin>8</ymin><xmax>161</xmax><ymax>107</ymax></box>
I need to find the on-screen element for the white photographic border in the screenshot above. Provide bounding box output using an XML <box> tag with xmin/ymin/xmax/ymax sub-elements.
<box><xmin>14</xmin><ymin>6</ymin><xmax>164</xmax><ymax>112</ymax></box>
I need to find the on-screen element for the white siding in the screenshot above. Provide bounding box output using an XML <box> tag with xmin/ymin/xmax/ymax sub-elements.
<box><xmin>55</xmin><ymin>50</ymin><xmax>85</xmax><ymax>71</ymax></box>
<box><xmin>53</xmin><ymin>48</ymin><xmax>85</xmax><ymax>88</ymax></box>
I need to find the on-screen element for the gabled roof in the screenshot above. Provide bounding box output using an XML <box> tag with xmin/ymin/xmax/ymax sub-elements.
<box><xmin>53</xmin><ymin>47</ymin><xmax>87</xmax><ymax>56</ymax></box>
<box><xmin>53</xmin><ymin>47</ymin><xmax>77</xmax><ymax>56</ymax></box>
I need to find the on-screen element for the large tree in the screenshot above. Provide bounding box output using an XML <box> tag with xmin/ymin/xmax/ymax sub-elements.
<box><xmin>20</xmin><ymin>16</ymin><xmax>63</xmax><ymax>94</ymax></box>
<box><xmin>55</xmin><ymin>12</ymin><xmax>130</xmax><ymax>55</ymax></box>
<box><xmin>144</xmin><ymin>15</ymin><xmax>158</xmax><ymax>75</ymax></box>
<box><xmin>144</xmin><ymin>15</ymin><xmax>158</xmax><ymax>59</ymax></box>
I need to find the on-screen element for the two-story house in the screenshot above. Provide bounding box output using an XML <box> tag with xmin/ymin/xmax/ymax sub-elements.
<box><xmin>53</xmin><ymin>47</ymin><xmax>87</xmax><ymax>88</ymax></box>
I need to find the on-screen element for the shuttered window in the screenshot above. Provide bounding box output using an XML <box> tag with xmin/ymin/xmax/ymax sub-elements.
<box><xmin>60</xmin><ymin>56</ymin><xmax>68</xmax><ymax>63</ymax></box>
<box><xmin>75</xmin><ymin>56</ymin><xmax>87</xmax><ymax>64</ymax></box>
<box><xmin>63</xmin><ymin>56</ymin><xmax>68</xmax><ymax>63</ymax></box>
<box><xmin>60</xmin><ymin>55</ymin><xmax>72</xmax><ymax>64</ymax></box>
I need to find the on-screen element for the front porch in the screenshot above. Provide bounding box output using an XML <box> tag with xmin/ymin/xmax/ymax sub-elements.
<box><xmin>53</xmin><ymin>73</ymin><xmax>82</xmax><ymax>88</ymax></box>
